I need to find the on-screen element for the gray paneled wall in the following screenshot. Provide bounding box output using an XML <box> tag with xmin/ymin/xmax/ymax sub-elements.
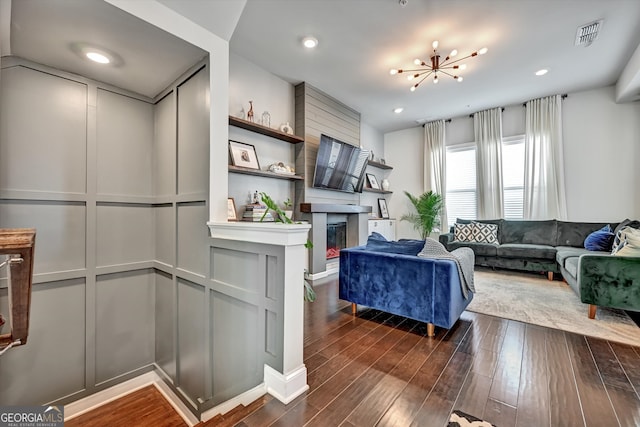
<box><xmin>209</xmin><ymin>239</ymin><xmax>285</xmax><ymax>405</ymax></box>
<box><xmin>0</xmin><ymin>58</ymin><xmax>213</xmax><ymax>413</ymax></box>
<box><xmin>0</xmin><ymin>60</ymin><xmax>158</xmax><ymax>405</ymax></box>
<box><xmin>294</xmin><ymin>83</ymin><xmax>361</xmax><ymax>207</ymax></box>
<box><xmin>0</xmin><ymin>279</ymin><xmax>86</xmax><ymax>405</ymax></box>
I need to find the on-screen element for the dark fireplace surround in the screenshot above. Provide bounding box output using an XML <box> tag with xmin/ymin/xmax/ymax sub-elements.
<box><xmin>300</xmin><ymin>203</ymin><xmax>372</xmax><ymax>278</ymax></box>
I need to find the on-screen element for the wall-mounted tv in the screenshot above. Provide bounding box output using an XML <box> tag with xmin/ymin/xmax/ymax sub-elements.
<box><xmin>312</xmin><ymin>134</ymin><xmax>370</xmax><ymax>193</ymax></box>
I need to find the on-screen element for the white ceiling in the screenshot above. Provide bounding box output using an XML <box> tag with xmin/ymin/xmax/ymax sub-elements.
<box><xmin>6</xmin><ymin>0</ymin><xmax>207</xmax><ymax>99</ymax></box>
<box><xmin>3</xmin><ymin>0</ymin><xmax>640</xmax><ymax>133</ymax></box>
<box><xmin>230</xmin><ymin>0</ymin><xmax>640</xmax><ymax>132</ymax></box>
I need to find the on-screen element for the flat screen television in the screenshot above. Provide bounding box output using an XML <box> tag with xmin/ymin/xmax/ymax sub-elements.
<box><xmin>312</xmin><ymin>134</ymin><xmax>370</xmax><ymax>193</ymax></box>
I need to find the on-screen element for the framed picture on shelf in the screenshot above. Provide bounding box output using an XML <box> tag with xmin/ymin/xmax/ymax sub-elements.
<box><xmin>227</xmin><ymin>198</ymin><xmax>238</xmax><ymax>221</ymax></box>
<box><xmin>378</xmin><ymin>198</ymin><xmax>390</xmax><ymax>219</ymax></box>
<box><xmin>229</xmin><ymin>140</ymin><xmax>260</xmax><ymax>170</ymax></box>
<box><xmin>366</xmin><ymin>173</ymin><xmax>380</xmax><ymax>190</ymax></box>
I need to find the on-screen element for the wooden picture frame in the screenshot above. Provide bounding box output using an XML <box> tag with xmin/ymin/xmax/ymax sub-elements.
<box><xmin>366</xmin><ymin>173</ymin><xmax>380</xmax><ymax>190</ymax></box>
<box><xmin>229</xmin><ymin>140</ymin><xmax>260</xmax><ymax>170</ymax></box>
<box><xmin>378</xmin><ymin>198</ymin><xmax>390</xmax><ymax>219</ymax></box>
<box><xmin>227</xmin><ymin>197</ymin><xmax>238</xmax><ymax>221</ymax></box>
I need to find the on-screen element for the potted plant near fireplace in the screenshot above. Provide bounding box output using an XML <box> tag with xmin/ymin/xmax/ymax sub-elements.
<box><xmin>258</xmin><ymin>192</ymin><xmax>316</xmax><ymax>302</ymax></box>
<box><xmin>400</xmin><ymin>190</ymin><xmax>443</xmax><ymax>239</ymax></box>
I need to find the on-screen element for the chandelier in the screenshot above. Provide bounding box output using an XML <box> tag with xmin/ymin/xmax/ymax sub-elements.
<box><xmin>390</xmin><ymin>41</ymin><xmax>488</xmax><ymax>91</ymax></box>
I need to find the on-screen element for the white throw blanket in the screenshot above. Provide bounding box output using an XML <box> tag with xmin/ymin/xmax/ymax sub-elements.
<box><xmin>418</xmin><ymin>238</ymin><xmax>475</xmax><ymax>299</ymax></box>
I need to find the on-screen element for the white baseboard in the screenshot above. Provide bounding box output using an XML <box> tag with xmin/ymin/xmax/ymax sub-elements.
<box><xmin>200</xmin><ymin>383</ymin><xmax>267</xmax><ymax>422</ymax></box>
<box><xmin>306</xmin><ymin>264</ymin><xmax>339</xmax><ymax>281</ymax></box>
<box><xmin>63</xmin><ymin>371</ymin><xmax>199</xmax><ymax>426</ymax></box>
<box><xmin>153</xmin><ymin>379</ymin><xmax>200</xmax><ymax>426</ymax></box>
<box><xmin>264</xmin><ymin>364</ymin><xmax>309</xmax><ymax>404</ymax></box>
<box><xmin>63</xmin><ymin>368</ymin><xmax>289</xmax><ymax>425</ymax></box>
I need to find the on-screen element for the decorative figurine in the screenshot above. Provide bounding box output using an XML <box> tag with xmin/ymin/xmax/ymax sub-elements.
<box><xmin>262</xmin><ymin>111</ymin><xmax>271</xmax><ymax>128</ymax></box>
<box><xmin>279</xmin><ymin>122</ymin><xmax>293</xmax><ymax>135</ymax></box>
<box><xmin>247</xmin><ymin>101</ymin><xmax>254</xmax><ymax>122</ymax></box>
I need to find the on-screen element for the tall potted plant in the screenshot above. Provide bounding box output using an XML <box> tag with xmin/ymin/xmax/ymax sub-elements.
<box><xmin>400</xmin><ymin>190</ymin><xmax>444</xmax><ymax>239</ymax></box>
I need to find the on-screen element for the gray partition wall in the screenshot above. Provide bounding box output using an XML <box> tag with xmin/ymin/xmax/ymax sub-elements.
<box><xmin>0</xmin><ymin>57</ymin><xmax>210</xmax><ymax>410</ymax></box>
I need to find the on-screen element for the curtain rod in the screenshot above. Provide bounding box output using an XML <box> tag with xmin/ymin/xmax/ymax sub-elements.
<box><xmin>521</xmin><ymin>93</ymin><xmax>568</xmax><ymax>107</ymax></box>
<box><xmin>422</xmin><ymin>94</ymin><xmax>569</xmax><ymax>126</ymax></box>
<box><xmin>467</xmin><ymin>107</ymin><xmax>505</xmax><ymax>119</ymax></box>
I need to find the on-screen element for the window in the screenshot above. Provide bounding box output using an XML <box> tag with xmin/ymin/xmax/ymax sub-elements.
<box><xmin>446</xmin><ymin>144</ymin><xmax>477</xmax><ymax>227</ymax></box>
<box><xmin>445</xmin><ymin>135</ymin><xmax>525</xmax><ymax>226</ymax></box>
<box><xmin>502</xmin><ymin>136</ymin><xmax>525</xmax><ymax>219</ymax></box>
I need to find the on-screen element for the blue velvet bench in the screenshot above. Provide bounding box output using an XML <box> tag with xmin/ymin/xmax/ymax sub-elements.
<box><xmin>339</xmin><ymin>245</ymin><xmax>473</xmax><ymax>336</ymax></box>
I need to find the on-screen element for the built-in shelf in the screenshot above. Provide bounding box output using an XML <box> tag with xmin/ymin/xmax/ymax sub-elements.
<box><xmin>363</xmin><ymin>188</ymin><xmax>392</xmax><ymax>194</ymax></box>
<box><xmin>367</xmin><ymin>160</ymin><xmax>393</xmax><ymax>170</ymax></box>
<box><xmin>229</xmin><ymin>116</ymin><xmax>304</xmax><ymax>144</ymax></box>
<box><xmin>228</xmin><ymin>165</ymin><xmax>303</xmax><ymax>181</ymax></box>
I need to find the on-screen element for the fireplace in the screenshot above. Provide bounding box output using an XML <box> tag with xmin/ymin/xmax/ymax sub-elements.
<box><xmin>326</xmin><ymin>222</ymin><xmax>347</xmax><ymax>259</ymax></box>
<box><xmin>300</xmin><ymin>203</ymin><xmax>372</xmax><ymax>279</ymax></box>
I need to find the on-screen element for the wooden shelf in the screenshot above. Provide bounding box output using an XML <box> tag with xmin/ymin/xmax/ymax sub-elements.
<box><xmin>363</xmin><ymin>188</ymin><xmax>392</xmax><ymax>194</ymax></box>
<box><xmin>229</xmin><ymin>116</ymin><xmax>304</xmax><ymax>144</ymax></box>
<box><xmin>367</xmin><ymin>160</ymin><xmax>393</xmax><ymax>170</ymax></box>
<box><xmin>228</xmin><ymin>165</ymin><xmax>303</xmax><ymax>181</ymax></box>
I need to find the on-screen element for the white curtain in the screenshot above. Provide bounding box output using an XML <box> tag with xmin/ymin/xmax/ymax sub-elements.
<box><xmin>474</xmin><ymin>108</ymin><xmax>504</xmax><ymax>219</ymax></box>
<box><xmin>524</xmin><ymin>95</ymin><xmax>567</xmax><ymax>220</ymax></box>
<box><xmin>424</xmin><ymin>120</ymin><xmax>447</xmax><ymax>230</ymax></box>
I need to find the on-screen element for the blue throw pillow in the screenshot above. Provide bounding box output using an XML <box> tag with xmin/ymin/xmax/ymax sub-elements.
<box><xmin>366</xmin><ymin>233</ymin><xmax>424</xmax><ymax>255</ymax></box>
<box><xmin>584</xmin><ymin>224</ymin><xmax>615</xmax><ymax>251</ymax></box>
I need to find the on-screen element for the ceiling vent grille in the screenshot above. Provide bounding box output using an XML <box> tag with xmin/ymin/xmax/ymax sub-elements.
<box><xmin>575</xmin><ymin>19</ymin><xmax>603</xmax><ymax>47</ymax></box>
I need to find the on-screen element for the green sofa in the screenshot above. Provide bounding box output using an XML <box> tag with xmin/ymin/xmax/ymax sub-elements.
<box><xmin>439</xmin><ymin>219</ymin><xmax>640</xmax><ymax>318</ymax></box>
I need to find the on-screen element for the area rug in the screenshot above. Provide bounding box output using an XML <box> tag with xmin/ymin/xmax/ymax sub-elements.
<box><xmin>466</xmin><ymin>269</ymin><xmax>640</xmax><ymax>346</ymax></box>
<box><xmin>448</xmin><ymin>410</ymin><xmax>497</xmax><ymax>427</ymax></box>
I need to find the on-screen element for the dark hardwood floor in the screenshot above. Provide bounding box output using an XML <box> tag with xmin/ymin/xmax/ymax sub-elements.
<box><xmin>233</xmin><ymin>277</ymin><xmax>640</xmax><ymax>427</ymax></box>
<box><xmin>67</xmin><ymin>277</ymin><xmax>640</xmax><ymax>426</ymax></box>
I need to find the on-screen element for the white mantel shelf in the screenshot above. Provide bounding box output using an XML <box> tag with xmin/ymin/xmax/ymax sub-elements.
<box><xmin>207</xmin><ymin>221</ymin><xmax>311</xmax><ymax>246</ymax></box>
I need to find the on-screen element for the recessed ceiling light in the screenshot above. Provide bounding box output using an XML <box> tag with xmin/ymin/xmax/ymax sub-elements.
<box><xmin>536</xmin><ymin>69</ymin><xmax>548</xmax><ymax>76</ymax></box>
<box><xmin>302</xmin><ymin>36</ymin><xmax>318</xmax><ymax>49</ymax></box>
<box><xmin>70</xmin><ymin>43</ymin><xmax>123</xmax><ymax>67</ymax></box>
<box><xmin>86</xmin><ymin>51</ymin><xmax>110</xmax><ymax>64</ymax></box>
<box><xmin>393</xmin><ymin>107</ymin><xmax>404</xmax><ymax>114</ymax></box>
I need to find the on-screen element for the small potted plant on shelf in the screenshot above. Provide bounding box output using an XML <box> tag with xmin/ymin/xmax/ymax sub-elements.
<box><xmin>282</xmin><ymin>198</ymin><xmax>293</xmax><ymax>221</ymax></box>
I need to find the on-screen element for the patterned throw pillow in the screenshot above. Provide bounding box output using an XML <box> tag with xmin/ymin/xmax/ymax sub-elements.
<box><xmin>472</xmin><ymin>222</ymin><xmax>499</xmax><ymax>244</ymax></box>
<box><xmin>453</xmin><ymin>222</ymin><xmax>475</xmax><ymax>242</ymax></box>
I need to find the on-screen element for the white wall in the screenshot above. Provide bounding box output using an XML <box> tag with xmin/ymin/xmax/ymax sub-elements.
<box><xmin>229</xmin><ymin>53</ymin><xmax>295</xmax><ymax>129</ymax></box>
<box><xmin>383</xmin><ymin>126</ymin><xmax>423</xmax><ymax>239</ymax></box>
<box><xmin>563</xmin><ymin>86</ymin><xmax>640</xmax><ymax>221</ymax></box>
<box><xmin>384</xmin><ymin>85</ymin><xmax>640</xmax><ymax>236</ymax></box>
<box><xmin>227</xmin><ymin>53</ymin><xmax>296</xmax><ymax>213</ymax></box>
<box><xmin>359</xmin><ymin>121</ymin><xmax>386</xmax><ymax>213</ymax></box>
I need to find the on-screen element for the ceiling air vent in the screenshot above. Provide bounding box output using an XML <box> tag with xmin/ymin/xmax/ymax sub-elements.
<box><xmin>575</xmin><ymin>19</ymin><xmax>603</xmax><ymax>47</ymax></box>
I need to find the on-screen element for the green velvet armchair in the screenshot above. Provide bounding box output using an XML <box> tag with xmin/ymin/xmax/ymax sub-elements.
<box><xmin>579</xmin><ymin>254</ymin><xmax>640</xmax><ymax>319</ymax></box>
